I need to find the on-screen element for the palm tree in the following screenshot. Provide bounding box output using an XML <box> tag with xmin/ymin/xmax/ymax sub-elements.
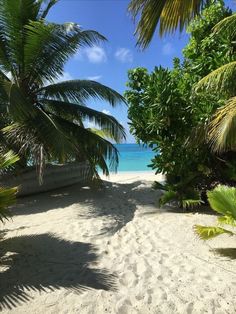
<box><xmin>128</xmin><ymin>0</ymin><xmax>207</xmax><ymax>48</ymax></box>
<box><xmin>195</xmin><ymin>13</ymin><xmax>236</xmax><ymax>153</ymax></box>
<box><xmin>0</xmin><ymin>151</ymin><xmax>19</xmax><ymax>222</ymax></box>
<box><xmin>0</xmin><ymin>0</ymin><xmax>126</xmax><ymax>179</ymax></box>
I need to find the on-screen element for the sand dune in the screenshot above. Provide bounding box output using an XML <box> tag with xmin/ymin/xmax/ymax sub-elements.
<box><xmin>1</xmin><ymin>172</ymin><xmax>236</xmax><ymax>313</ymax></box>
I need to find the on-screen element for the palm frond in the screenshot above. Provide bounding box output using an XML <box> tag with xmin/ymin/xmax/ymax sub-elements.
<box><xmin>0</xmin><ymin>151</ymin><xmax>19</xmax><ymax>170</ymax></box>
<box><xmin>195</xmin><ymin>61</ymin><xmax>236</xmax><ymax>96</ymax></box>
<box><xmin>207</xmin><ymin>185</ymin><xmax>236</xmax><ymax>220</ymax></box>
<box><xmin>128</xmin><ymin>0</ymin><xmax>206</xmax><ymax>49</ymax></box>
<box><xmin>41</xmin><ymin>99</ymin><xmax>126</xmax><ymax>143</ymax></box>
<box><xmin>0</xmin><ymin>186</ymin><xmax>18</xmax><ymax>222</ymax></box>
<box><xmin>2</xmin><ymin>107</ymin><xmax>77</xmax><ymax>183</ymax></box>
<box><xmin>208</xmin><ymin>97</ymin><xmax>236</xmax><ymax>152</ymax></box>
<box><xmin>53</xmin><ymin>116</ymin><xmax>119</xmax><ymax>175</ymax></box>
<box><xmin>217</xmin><ymin>215</ymin><xmax>236</xmax><ymax>227</ymax></box>
<box><xmin>24</xmin><ymin>22</ymin><xmax>106</xmax><ymax>85</ymax></box>
<box><xmin>213</xmin><ymin>13</ymin><xmax>236</xmax><ymax>38</ymax></box>
<box><xmin>159</xmin><ymin>190</ymin><xmax>177</xmax><ymax>206</ymax></box>
<box><xmin>194</xmin><ymin>225</ymin><xmax>234</xmax><ymax>240</ymax></box>
<box><xmin>39</xmin><ymin>80</ymin><xmax>126</xmax><ymax>107</ymax></box>
<box><xmin>3</xmin><ymin>81</ymin><xmax>36</xmax><ymax>121</ymax></box>
<box><xmin>182</xmin><ymin>198</ymin><xmax>202</xmax><ymax>209</ymax></box>
<box><xmin>0</xmin><ymin>149</ymin><xmax>19</xmax><ymax>222</ymax></box>
<box><xmin>88</xmin><ymin>128</ymin><xmax>120</xmax><ymax>142</ymax></box>
<box><xmin>0</xmin><ymin>0</ymin><xmax>42</xmax><ymax>77</ymax></box>
<box><xmin>40</xmin><ymin>0</ymin><xmax>58</xmax><ymax>19</ymax></box>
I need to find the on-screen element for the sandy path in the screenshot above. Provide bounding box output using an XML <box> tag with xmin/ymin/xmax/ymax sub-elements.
<box><xmin>0</xmin><ymin>172</ymin><xmax>236</xmax><ymax>313</ymax></box>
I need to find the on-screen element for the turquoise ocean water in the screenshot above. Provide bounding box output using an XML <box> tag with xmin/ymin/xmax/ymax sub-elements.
<box><xmin>114</xmin><ymin>143</ymin><xmax>155</xmax><ymax>172</ymax></box>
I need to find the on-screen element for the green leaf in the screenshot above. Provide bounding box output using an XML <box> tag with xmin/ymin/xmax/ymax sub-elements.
<box><xmin>39</xmin><ymin>80</ymin><xmax>126</xmax><ymax>107</ymax></box>
<box><xmin>207</xmin><ymin>185</ymin><xmax>236</xmax><ymax>220</ymax></box>
<box><xmin>0</xmin><ymin>151</ymin><xmax>19</xmax><ymax>170</ymax></box>
<box><xmin>159</xmin><ymin>190</ymin><xmax>177</xmax><ymax>206</ymax></box>
<box><xmin>217</xmin><ymin>215</ymin><xmax>236</xmax><ymax>227</ymax></box>
<box><xmin>182</xmin><ymin>198</ymin><xmax>202</xmax><ymax>209</ymax></box>
<box><xmin>128</xmin><ymin>0</ymin><xmax>206</xmax><ymax>49</ymax></box>
<box><xmin>152</xmin><ymin>181</ymin><xmax>167</xmax><ymax>191</ymax></box>
<box><xmin>194</xmin><ymin>225</ymin><xmax>234</xmax><ymax>240</ymax></box>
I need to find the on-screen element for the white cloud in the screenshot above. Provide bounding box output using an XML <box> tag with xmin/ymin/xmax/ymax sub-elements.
<box><xmin>87</xmin><ymin>75</ymin><xmax>102</xmax><ymax>81</ymax></box>
<box><xmin>115</xmin><ymin>48</ymin><xmax>133</xmax><ymax>63</ymax></box>
<box><xmin>102</xmin><ymin>109</ymin><xmax>111</xmax><ymax>115</ymax></box>
<box><xmin>83</xmin><ymin>46</ymin><xmax>107</xmax><ymax>63</ymax></box>
<box><xmin>162</xmin><ymin>42</ymin><xmax>175</xmax><ymax>56</ymax></box>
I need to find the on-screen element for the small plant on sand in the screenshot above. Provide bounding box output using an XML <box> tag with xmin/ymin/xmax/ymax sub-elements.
<box><xmin>194</xmin><ymin>185</ymin><xmax>236</xmax><ymax>240</ymax></box>
<box><xmin>154</xmin><ymin>179</ymin><xmax>202</xmax><ymax>210</ymax></box>
<box><xmin>0</xmin><ymin>151</ymin><xmax>19</xmax><ymax>222</ymax></box>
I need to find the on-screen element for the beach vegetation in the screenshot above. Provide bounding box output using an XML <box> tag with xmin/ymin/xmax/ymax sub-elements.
<box><xmin>125</xmin><ymin>1</ymin><xmax>236</xmax><ymax>208</ymax></box>
<box><xmin>194</xmin><ymin>185</ymin><xmax>236</xmax><ymax>239</ymax></box>
<box><xmin>153</xmin><ymin>181</ymin><xmax>202</xmax><ymax>209</ymax></box>
<box><xmin>0</xmin><ymin>151</ymin><xmax>19</xmax><ymax>222</ymax></box>
<box><xmin>0</xmin><ymin>0</ymin><xmax>126</xmax><ymax>180</ymax></box>
<box><xmin>129</xmin><ymin>0</ymin><xmax>210</xmax><ymax>48</ymax></box>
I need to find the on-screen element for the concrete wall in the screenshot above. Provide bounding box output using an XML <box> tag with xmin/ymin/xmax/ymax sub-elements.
<box><xmin>0</xmin><ymin>163</ymin><xmax>92</xmax><ymax>196</ymax></box>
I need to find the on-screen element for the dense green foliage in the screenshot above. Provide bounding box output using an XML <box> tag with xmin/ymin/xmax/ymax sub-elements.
<box><xmin>125</xmin><ymin>1</ymin><xmax>236</xmax><ymax>207</ymax></box>
<box><xmin>0</xmin><ymin>0</ymin><xmax>126</xmax><ymax>180</ymax></box>
<box><xmin>195</xmin><ymin>185</ymin><xmax>236</xmax><ymax>240</ymax></box>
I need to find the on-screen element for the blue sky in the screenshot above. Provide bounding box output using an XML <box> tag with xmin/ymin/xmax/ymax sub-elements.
<box><xmin>48</xmin><ymin>0</ymin><xmax>236</xmax><ymax>143</ymax></box>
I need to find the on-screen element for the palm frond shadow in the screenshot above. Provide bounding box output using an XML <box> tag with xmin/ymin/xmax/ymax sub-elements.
<box><xmin>0</xmin><ymin>233</ymin><xmax>117</xmax><ymax>310</ymax></box>
<box><xmin>13</xmin><ymin>180</ymin><xmax>158</xmax><ymax>235</ymax></box>
<box><xmin>76</xmin><ymin>180</ymin><xmax>158</xmax><ymax>235</ymax></box>
<box><xmin>211</xmin><ymin>248</ymin><xmax>236</xmax><ymax>260</ymax></box>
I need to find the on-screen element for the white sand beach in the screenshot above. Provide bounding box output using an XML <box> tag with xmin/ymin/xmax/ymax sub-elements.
<box><xmin>1</xmin><ymin>171</ymin><xmax>236</xmax><ymax>313</ymax></box>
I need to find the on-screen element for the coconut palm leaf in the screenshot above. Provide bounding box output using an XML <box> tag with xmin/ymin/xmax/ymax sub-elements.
<box><xmin>0</xmin><ymin>150</ymin><xmax>19</xmax><ymax>222</ymax></box>
<box><xmin>0</xmin><ymin>0</ymin><xmax>42</xmax><ymax>77</ymax></box>
<box><xmin>194</xmin><ymin>62</ymin><xmax>236</xmax><ymax>97</ymax></box>
<box><xmin>40</xmin><ymin>0</ymin><xmax>58</xmax><ymax>19</ymax></box>
<box><xmin>42</xmin><ymin>99</ymin><xmax>125</xmax><ymax>143</ymax></box>
<box><xmin>0</xmin><ymin>151</ymin><xmax>19</xmax><ymax>170</ymax></box>
<box><xmin>208</xmin><ymin>97</ymin><xmax>236</xmax><ymax>152</ymax></box>
<box><xmin>53</xmin><ymin>116</ymin><xmax>120</xmax><ymax>175</ymax></box>
<box><xmin>194</xmin><ymin>225</ymin><xmax>234</xmax><ymax>240</ymax></box>
<box><xmin>0</xmin><ymin>186</ymin><xmax>18</xmax><ymax>222</ymax></box>
<box><xmin>39</xmin><ymin>80</ymin><xmax>126</xmax><ymax>106</ymax></box>
<box><xmin>24</xmin><ymin>21</ymin><xmax>106</xmax><ymax>86</ymax></box>
<box><xmin>0</xmin><ymin>0</ymin><xmax>126</xmax><ymax>178</ymax></box>
<box><xmin>128</xmin><ymin>0</ymin><xmax>207</xmax><ymax>48</ymax></box>
<box><xmin>213</xmin><ymin>13</ymin><xmax>236</xmax><ymax>38</ymax></box>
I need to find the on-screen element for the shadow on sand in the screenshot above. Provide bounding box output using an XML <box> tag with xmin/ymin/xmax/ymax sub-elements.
<box><xmin>0</xmin><ymin>233</ymin><xmax>116</xmax><ymax>311</ymax></box>
<box><xmin>12</xmin><ymin>180</ymin><xmax>159</xmax><ymax>235</ymax></box>
<box><xmin>211</xmin><ymin>248</ymin><xmax>236</xmax><ymax>260</ymax></box>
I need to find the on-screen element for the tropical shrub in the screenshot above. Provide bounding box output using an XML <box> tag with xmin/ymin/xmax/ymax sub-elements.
<box><xmin>125</xmin><ymin>2</ymin><xmax>236</xmax><ymax>207</ymax></box>
<box><xmin>194</xmin><ymin>185</ymin><xmax>236</xmax><ymax>239</ymax></box>
<box><xmin>0</xmin><ymin>151</ymin><xmax>19</xmax><ymax>222</ymax></box>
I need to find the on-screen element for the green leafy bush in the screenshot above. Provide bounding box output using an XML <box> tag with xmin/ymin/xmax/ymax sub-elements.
<box><xmin>125</xmin><ymin>2</ymin><xmax>236</xmax><ymax>207</ymax></box>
